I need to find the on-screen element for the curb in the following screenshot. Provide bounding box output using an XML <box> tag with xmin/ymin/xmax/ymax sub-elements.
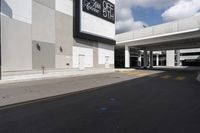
<box><xmin>0</xmin><ymin>69</ymin><xmax>136</xmax><ymax>85</ymax></box>
<box><xmin>0</xmin><ymin>71</ymin><xmax>116</xmax><ymax>84</ymax></box>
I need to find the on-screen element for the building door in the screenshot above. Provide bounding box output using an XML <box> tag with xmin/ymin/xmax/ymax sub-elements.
<box><xmin>79</xmin><ymin>54</ymin><xmax>85</xmax><ymax>70</ymax></box>
<box><xmin>105</xmin><ymin>56</ymin><xmax>110</xmax><ymax>68</ymax></box>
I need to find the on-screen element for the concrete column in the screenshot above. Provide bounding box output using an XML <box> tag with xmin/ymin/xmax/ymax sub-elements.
<box><xmin>150</xmin><ymin>50</ymin><xmax>153</xmax><ymax>68</ymax></box>
<box><xmin>176</xmin><ymin>50</ymin><xmax>181</xmax><ymax>66</ymax></box>
<box><xmin>125</xmin><ymin>45</ymin><xmax>130</xmax><ymax>68</ymax></box>
<box><xmin>166</xmin><ymin>50</ymin><xmax>175</xmax><ymax>67</ymax></box>
<box><xmin>156</xmin><ymin>54</ymin><xmax>159</xmax><ymax>66</ymax></box>
<box><xmin>138</xmin><ymin>53</ymin><xmax>142</xmax><ymax>67</ymax></box>
<box><xmin>143</xmin><ymin>50</ymin><xmax>148</xmax><ymax>68</ymax></box>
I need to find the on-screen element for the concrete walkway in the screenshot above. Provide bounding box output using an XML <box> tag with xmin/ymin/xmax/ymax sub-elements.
<box><xmin>0</xmin><ymin>68</ymin><xmax>131</xmax><ymax>84</ymax></box>
<box><xmin>0</xmin><ymin>69</ymin><xmax>137</xmax><ymax>108</ymax></box>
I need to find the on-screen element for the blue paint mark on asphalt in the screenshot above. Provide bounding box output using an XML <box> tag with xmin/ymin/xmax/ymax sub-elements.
<box><xmin>98</xmin><ymin>107</ymin><xmax>108</xmax><ymax>113</ymax></box>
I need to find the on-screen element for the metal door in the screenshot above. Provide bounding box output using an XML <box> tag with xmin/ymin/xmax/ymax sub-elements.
<box><xmin>105</xmin><ymin>56</ymin><xmax>110</xmax><ymax>68</ymax></box>
<box><xmin>79</xmin><ymin>54</ymin><xmax>85</xmax><ymax>70</ymax></box>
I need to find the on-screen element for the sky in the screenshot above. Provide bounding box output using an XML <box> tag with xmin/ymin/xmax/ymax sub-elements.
<box><xmin>116</xmin><ymin>0</ymin><xmax>200</xmax><ymax>34</ymax></box>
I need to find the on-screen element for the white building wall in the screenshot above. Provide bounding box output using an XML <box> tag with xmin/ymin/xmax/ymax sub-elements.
<box><xmin>1</xmin><ymin>0</ymin><xmax>116</xmax><ymax>72</ymax></box>
<box><xmin>56</xmin><ymin>55</ymin><xmax>72</xmax><ymax>68</ymax></box>
<box><xmin>55</xmin><ymin>0</ymin><xmax>73</xmax><ymax>16</ymax></box>
<box><xmin>1</xmin><ymin>0</ymin><xmax>32</xmax><ymax>71</ymax></box>
<box><xmin>1</xmin><ymin>16</ymin><xmax>32</xmax><ymax>71</ymax></box>
<box><xmin>98</xmin><ymin>43</ymin><xmax>114</xmax><ymax>65</ymax></box>
<box><xmin>72</xmin><ymin>46</ymin><xmax>93</xmax><ymax>68</ymax></box>
<box><xmin>1</xmin><ymin>0</ymin><xmax>32</xmax><ymax>24</ymax></box>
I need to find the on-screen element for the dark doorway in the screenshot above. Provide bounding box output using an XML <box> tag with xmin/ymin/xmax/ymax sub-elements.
<box><xmin>115</xmin><ymin>47</ymin><xmax>125</xmax><ymax>68</ymax></box>
<box><xmin>130</xmin><ymin>57</ymin><xmax>138</xmax><ymax>67</ymax></box>
<box><xmin>182</xmin><ymin>59</ymin><xmax>200</xmax><ymax>66</ymax></box>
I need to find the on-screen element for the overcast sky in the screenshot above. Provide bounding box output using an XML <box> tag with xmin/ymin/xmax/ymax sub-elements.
<box><xmin>116</xmin><ymin>0</ymin><xmax>200</xmax><ymax>34</ymax></box>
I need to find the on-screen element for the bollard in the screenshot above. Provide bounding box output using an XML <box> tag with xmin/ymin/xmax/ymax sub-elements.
<box><xmin>42</xmin><ymin>66</ymin><xmax>45</xmax><ymax>74</ymax></box>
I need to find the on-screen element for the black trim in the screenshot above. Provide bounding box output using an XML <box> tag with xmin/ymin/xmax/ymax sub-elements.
<box><xmin>182</xmin><ymin>59</ymin><xmax>200</xmax><ymax>66</ymax></box>
<box><xmin>180</xmin><ymin>52</ymin><xmax>200</xmax><ymax>56</ymax></box>
<box><xmin>82</xmin><ymin>0</ymin><xmax>115</xmax><ymax>24</ymax></box>
<box><xmin>73</xmin><ymin>0</ymin><xmax>116</xmax><ymax>45</ymax></box>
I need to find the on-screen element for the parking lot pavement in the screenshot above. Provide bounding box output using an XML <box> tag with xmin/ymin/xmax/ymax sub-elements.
<box><xmin>0</xmin><ymin>70</ymin><xmax>161</xmax><ymax>108</ymax></box>
<box><xmin>0</xmin><ymin>69</ymin><xmax>197</xmax><ymax>108</ymax></box>
<box><xmin>0</xmin><ymin>69</ymin><xmax>199</xmax><ymax>133</ymax></box>
<box><xmin>120</xmin><ymin>70</ymin><xmax>190</xmax><ymax>81</ymax></box>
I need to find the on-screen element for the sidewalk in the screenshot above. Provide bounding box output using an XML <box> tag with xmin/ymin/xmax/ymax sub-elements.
<box><xmin>0</xmin><ymin>68</ymin><xmax>132</xmax><ymax>84</ymax></box>
<box><xmin>0</xmin><ymin>69</ymin><xmax>136</xmax><ymax>108</ymax></box>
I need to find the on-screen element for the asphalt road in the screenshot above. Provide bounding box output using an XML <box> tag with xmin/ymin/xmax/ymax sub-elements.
<box><xmin>0</xmin><ymin>69</ymin><xmax>200</xmax><ymax>133</ymax></box>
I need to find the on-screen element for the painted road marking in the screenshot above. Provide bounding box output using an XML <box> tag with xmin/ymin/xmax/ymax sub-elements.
<box><xmin>120</xmin><ymin>71</ymin><xmax>135</xmax><ymax>74</ymax></box>
<box><xmin>125</xmin><ymin>71</ymin><xmax>155</xmax><ymax>77</ymax></box>
<box><xmin>160</xmin><ymin>75</ymin><xmax>172</xmax><ymax>79</ymax></box>
<box><xmin>175</xmin><ymin>76</ymin><xmax>186</xmax><ymax>81</ymax></box>
<box><xmin>121</xmin><ymin>71</ymin><xmax>161</xmax><ymax>78</ymax></box>
<box><xmin>138</xmin><ymin>73</ymin><xmax>149</xmax><ymax>76</ymax></box>
<box><xmin>127</xmin><ymin>72</ymin><xmax>141</xmax><ymax>75</ymax></box>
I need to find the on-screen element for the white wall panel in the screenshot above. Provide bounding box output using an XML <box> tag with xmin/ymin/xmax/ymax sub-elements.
<box><xmin>56</xmin><ymin>55</ymin><xmax>71</xmax><ymax>68</ymax></box>
<box><xmin>32</xmin><ymin>1</ymin><xmax>55</xmax><ymax>43</ymax></box>
<box><xmin>98</xmin><ymin>43</ymin><xmax>114</xmax><ymax>65</ymax></box>
<box><xmin>2</xmin><ymin>16</ymin><xmax>32</xmax><ymax>71</ymax></box>
<box><xmin>1</xmin><ymin>0</ymin><xmax>32</xmax><ymax>24</ymax></box>
<box><xmin>73</xmin><ymin>46</ymin><xmax>93</xmax><ymax>68</ymax></box>
<box><xmin>55</xmin><ymin>0</ymin><xmax>73</xmax><ymax>16</ymax></box>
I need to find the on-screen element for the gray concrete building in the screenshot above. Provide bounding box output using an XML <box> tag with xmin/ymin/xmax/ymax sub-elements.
<box><xmin>1</xmin><ymin>0</ymin><xmax>115</xmax><ymax>73</ymax></box>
